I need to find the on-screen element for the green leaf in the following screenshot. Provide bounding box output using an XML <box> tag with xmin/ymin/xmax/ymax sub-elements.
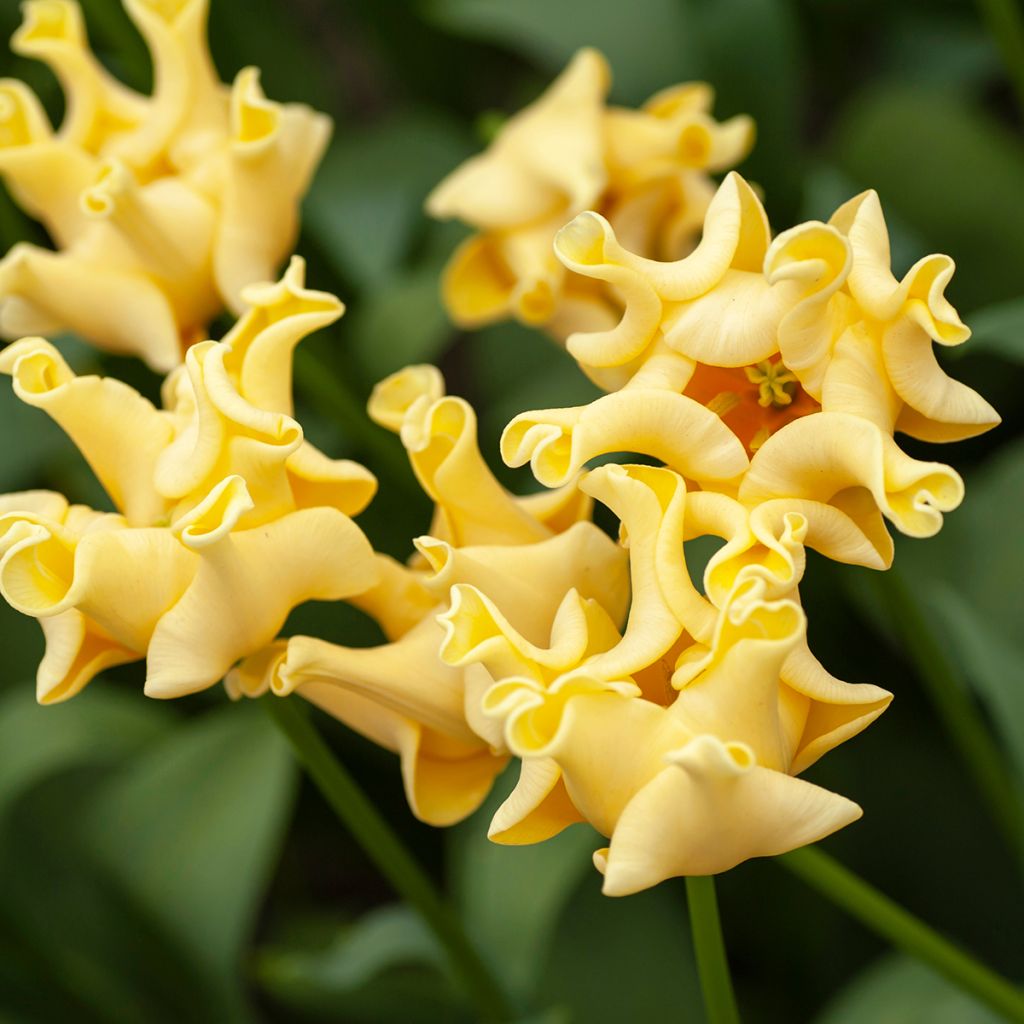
<box><xmin>832</xmin><ymin>87</ymin><xmax>1024</xmax><ymax>311</ymax></box>
<box><xmin>928</xmin><ymin>587</ymin><xmax>1024</xmax><ymax>792</ymax></box>
<box><xmin>816</xmin><ymin>954</ymin><xmax>1004</xmax><ymax>1024</ymax></box>
<box><xmin>346</xmin><ymin>268</ymin><xmax>453</xmax><ymax>384</ymax></box>
<box><xmin>256</xmin><ymin>904</ymin><xmax>470</xmax><ymax>1022</ymax></box>
<box><xmin>424</xmin><ymin>0</ymin><xmax>696</xmax><ymax>104</ymax></box>
<box><xmin>537</xmin><ymin>873</ymin><xmax>705</xmax><ymax>1022</ymax></box>
<box><xmin>0</xmin><ymin>686</ymin><xmax>173</xmax><ymax>815</ymax></box>
<box><xmin>305</xmin><ymin>111</ymin><xmax>472</xmax><ymax>289</ymax></box>
<box><xmin>963</xmin><ymin>297</ymin><xmax>1024</xmax><ymax>363</ymax></box>
<box><xmin>448</xmin><ymin>770</ymin><xmax>599</xmax><ymax>1001</ymax></box>
<box><xmin>84</xmin><ymin>703</ymin><xmax>297</xmax><ymax>1014</ymax></box>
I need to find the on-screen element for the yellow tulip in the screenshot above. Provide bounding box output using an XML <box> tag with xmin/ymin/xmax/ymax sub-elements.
<box><xmin>228</xmin><ymin>364</ymin><xmax>630</xmax><ymax>826</ymax></box>
<box><xmin>0</xmin><ymin>0</ymin><xmax>330</xmax><ymax>369</ymax></box>
<box><xmin>426</xmin><ymin>48</ymin><xmax>752</xmax><ymax>338</ymax></box>
<box><xmin>0</xmin><ymin>259</ymin><xmax>377</xmax><ymax>701</ymax></box>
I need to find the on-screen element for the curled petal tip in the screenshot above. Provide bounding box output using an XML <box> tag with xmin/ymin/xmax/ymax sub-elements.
<box><xmin>368</xmin><ymin>364</ymin><xmax>445</xmax><ymax>433</ymax></box>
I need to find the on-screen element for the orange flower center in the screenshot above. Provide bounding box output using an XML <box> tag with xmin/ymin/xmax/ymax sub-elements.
<box><xmin>686</xmin><ymin>358</ymin><xmax>819</xmax><ymax>452</ymax></box>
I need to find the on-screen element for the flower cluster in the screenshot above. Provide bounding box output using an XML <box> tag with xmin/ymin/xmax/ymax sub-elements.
<box><xmin>0</xmin><ymin>0</ymin><xmax>330</xmax><ymax>371</ymax></box>
<box><xmin>426</xmin><ymin>48</ymin><xmax>753</xmax><ymax>341</ymax></box>
<box><xmin>0</xmin><ymin>30</ymin><xmax>1000</xmax><ymax>898</ymax></box>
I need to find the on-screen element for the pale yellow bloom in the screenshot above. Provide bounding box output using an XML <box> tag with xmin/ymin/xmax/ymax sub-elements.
<box><xmin>0</xmin><ymin>259</ymin><xmax>377</xmax><ymax>701</ymax></box>
<box><xmin>426</xmin><ymin>48</ymin><xmax>752</xmax><ymax>337</ymax></box>
<box><xmin>439</xmin><ymin>462</ymin><xmax>890</xmax><ymax>888</ymax></box>
<box><xmin>228</xmin><ymin>364</ymin><xmax>630</xmax><ymax>826</ymax></box>
<box><xmin>501</xmin><ymin>173</ymin><xmax>995</xmax><ymax>547</ymax></box>
<box><xmin>0</xmin><ymin>0</ymin><xmax>330</xmax><ymax>369</ymax></box>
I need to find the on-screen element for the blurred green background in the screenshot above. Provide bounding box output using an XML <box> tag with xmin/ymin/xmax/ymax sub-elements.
<box><xmin>0</xmin><ymin>0</ymin><xmax>1022</xmax><ymax>1021</ymax></box>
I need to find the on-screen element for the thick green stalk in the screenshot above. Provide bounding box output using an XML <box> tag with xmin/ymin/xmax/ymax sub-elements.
<box><xmin>868</xmin><ymin>570</ymin><xmax>1024</xmax><ymax>858</ymax></box>
<box><xmin>779</xmin><ymin>846</ymin><xmax>1024</xmax><ymax>1022</ymax></box>
<box><xmin>264</xmin><ymin>696</ymin><xmax>511</xmax><ymax>1023</ymax></box>
<box><xmin>685</xmin><ymin>875</ymin><xmax>741</xmax><ymax>1024</ymax></box>
<box><xmin>974</xmin><ymin>0</ymin><xmax>1024</xmax><ymax>118</ymax></box>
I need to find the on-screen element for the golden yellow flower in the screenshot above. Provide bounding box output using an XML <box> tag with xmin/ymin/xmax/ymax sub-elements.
<box><xmin>228</xmin><ymin>364</ymin><xmax>630</xmax><ymax>827</ymax></box>
<box><xmin>426</xmin><ymin>48</ymin><xmax>752</xmax><ymax>338</ymax></box>
<box><xmin>439</xmin><ymin>462</ymin><xmax>890</xmax><ymax>888</ymax></box>
<box><xmin>0</xmin><ymin>0</ymin><xmax>330</xmax><ymax>369</ymax></box>
<box><xmin>0</xmin><ymin>258</ymin><xmax>377</xmax><ymax>701</ymax></box>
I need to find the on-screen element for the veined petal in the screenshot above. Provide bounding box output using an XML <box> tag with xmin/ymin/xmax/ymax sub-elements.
<box><xmin>145</xmin><ymin>505</ymin><xmax>377</xmax><ymax>697</ymax></box>
<box><xmin>488</xmin><ymin>757</ymin><xmax>584</xmax><ymax>844</ymax></box>
<box><xmin>0</xmin><ymin>337</ymin><xmax>174</xmax><ymax>524</ymax></box>
<box><xmin>882</xmin><ymin>318</ymin><xmax>1000</xmax><ymax>441</ymax></box>
<box><xmin>417</xmin><ymin>519</ymin><xmax>629</xmax><ymax>645</ymax></box>
<box><xmin>37</xmin><ymin>608</ymin><xmax>137</xmax><ymax>704</ymax></box>
<box><xmin>280</xmin><ymin>618</ymin><xmax>479</xmax><ymax>743</ymax></box>
<box><xmin>740</xmin><ymin>413</ymin><xmax>963</xmax><ymax>540</ymax></box>
<box><xmin>0</xmin><ymin>244</ymin><xmax>183</xmax><ymax>371</ymax></box>
<box><xmin>501</xmin><ymin>390</ymin><xmax>749</xmax><ymax>489</ymax></box>
<box><xmin>782</xmin><ymin>645</ymin><xmax>892</xmax><ymax>774</ymax></box>
<box><xmin>820</xmin><ymin>324</ymin><xmax>900</xmax><ymax>434</ymax></box>
<box><xmin>599</xmin><ymin>735</ymin><xmax>862</xmax><ymax>893</ymax></box>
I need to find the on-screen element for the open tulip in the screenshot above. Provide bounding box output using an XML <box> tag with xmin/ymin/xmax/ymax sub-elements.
<box><xmin>0</xmin><ymin>0</ymin><xmax>330</xmax><ymax>369</ymax></box>
<box><xmin>0</xmin><ymin>259</ymin><xmax>377</xmax><ymax>701</ymax></box>
<box><xmin>426</xmin><ymin>47</ymin><xmax>752</xmax><ymax>339</ymax></box>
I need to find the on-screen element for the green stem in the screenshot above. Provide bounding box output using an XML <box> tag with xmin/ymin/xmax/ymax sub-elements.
<box><xmin>685</xmin><ymin>875</ymin><xmax>741</xmax><ymax>1024</ymax></box>
<box><xmin>974</xmin><ymin>0</ymin><xmax>1024</xmax><ymax>119</ymax></box>
<box><xmin>779</xmin><ymin>847</ymin><xmax>1024</xmax><ymax>1023</ymax></box>
<box><xmin>868</xmin><ymin>570</ymin><xmax>1024</xmax><ymax>858</ymax></box>
<box><xmin>264</xmin><ymin>696</ymin><xmax>512</xmax><ymax>1023</ymax></box>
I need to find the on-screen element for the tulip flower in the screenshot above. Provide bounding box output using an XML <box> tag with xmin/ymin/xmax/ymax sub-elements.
<box><xmin>0</xmin><ymin>0</ymin><xmax>330</xmax><ymax>369</ymax></box>
<box><xmin>229</xmin><ymin>365</ymin><xmax>629</xmax><ymax>825</ymax></box>
<box><xmin>426</xmin><ymin>47</ymin><xmax>752</xmax><ymax>339</ymax></box>
<box><xmin>0</xmin><ymin>258</ymin><xmax>377</xmax><ymax>701</ymax></box>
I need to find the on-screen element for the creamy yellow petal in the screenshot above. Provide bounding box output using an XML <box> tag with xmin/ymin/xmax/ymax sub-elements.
<box><xmin>0</xmin><ymin>244</ymin><xmax>183</xmax><ymax>371</ymax></box>
<box><xmin>782</xmin><ymin>645</ymin><xmax>892</xmax><ymax>775</ymax></box>
<box><xmin>367</xmin><ymin>363</ymin><xmax>445</xmax><ymax>433</ymax></box>
<box><xmin>222</xmin><ymin>255</ymin><xmax>343</xmax><ymax>415</ymax></box>
<box><xmin>374</xmin><ymin>367</ymin><xmax>552</xmax><ymax>545</ymax></box>
<box><xmin>670</xmin><ymin>586</ymin><xmax>805</xmax><ymax>770</ymax></box>
<box><xmin>37</xmin><ymin>608</ymin><xmax>138</xmax><ymax>704</ymax></box>
<box><xmin>881</xmin><ymin>318</ymin><xmax>1000</xmax><ymax>441</ymax></box>
<box><xmin>554</xmin><ymin>211</ymin><xmax>664</xmax><ymax>367</ymax></box>
<box><xmin>766</xmin><ymin>220</ymin><xmax>853</xmax><ymax>397</ymax></box>
<box><xmin>12</xmin><ymin>0</ymin><xmax>147</xmax><ymax>150</ymax></box>
<box><xmin>145</xmin><ymin>504</ymin><xmax>377</xmax><ymax>697</ymax></box>
<box><xmin>114</xmin><ymin>0</ymin><xmax>224</xmax><ymax>173</ymax></box>
<box><xmin>418</xmin><ymin>519</ymin><xmax>629</xmax><ymax>645</ymax></box>
<box><xmin>280</xmin><ymin>618</ymin><xmax>478</xmax><ymax>743</ymax></box>
<box><xmin>347</xmin><ymin>554</ymin><xmax>435</xmax><ymax>642</ymax></box>
<box><xmin>214</xmin><ymin>67</ymin><xmax>331</xmax><ymax>310</ymax></box>
<box><xmin>488</xmin><ymin>757</ymin><xmax>584</xmax><ymax>844</ymax></box>
<box><xmin>820</xmin><ymin>323</ymin><xmax>900</xmax><ymax>434</ymax></box>
<box><xmin>426</xmin><ymin>47</ymin><xmax>608</xmax><ymax>229</ymax></box>
<box><xmin>581</xmin><ymin>464</ymin><xmax>713</xmax><ymax>672</ymax></box>
<box><xmin>599</xmin><ymin>735</ymin><xmax>862</xmax><ymax>892</ymax></box>
<box><xmin>155</xmin><ymin>340</ymin><xmax>302</xmax><ymax>524</ymax></box>
<box><xmin>502</xmin><ymin>390</ymin><xmax>749</xmax><ymax>489</ymax></box>
<box><xmin>0</xmin><ymin>337</ymin><xmax>174</xmax><ymax>524</ymax></box>
<box><xmin>544</xmin><ymin>692</ymin><xmax>688</xmax><ymax>836</ymax></box>
<box><xmin>0</xmin><ymin>79</ymin><xmax>98</xmax><ymax>244</ymax></box>
<box><xmin>740</xmin><ymin>413</ymin><xmax>963</xmax><ymax>539</ymax></box>
<box><xmin>299</xmin><ymin>677</ymin><xmax>505</xmax><ymax>826</ymax></box>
